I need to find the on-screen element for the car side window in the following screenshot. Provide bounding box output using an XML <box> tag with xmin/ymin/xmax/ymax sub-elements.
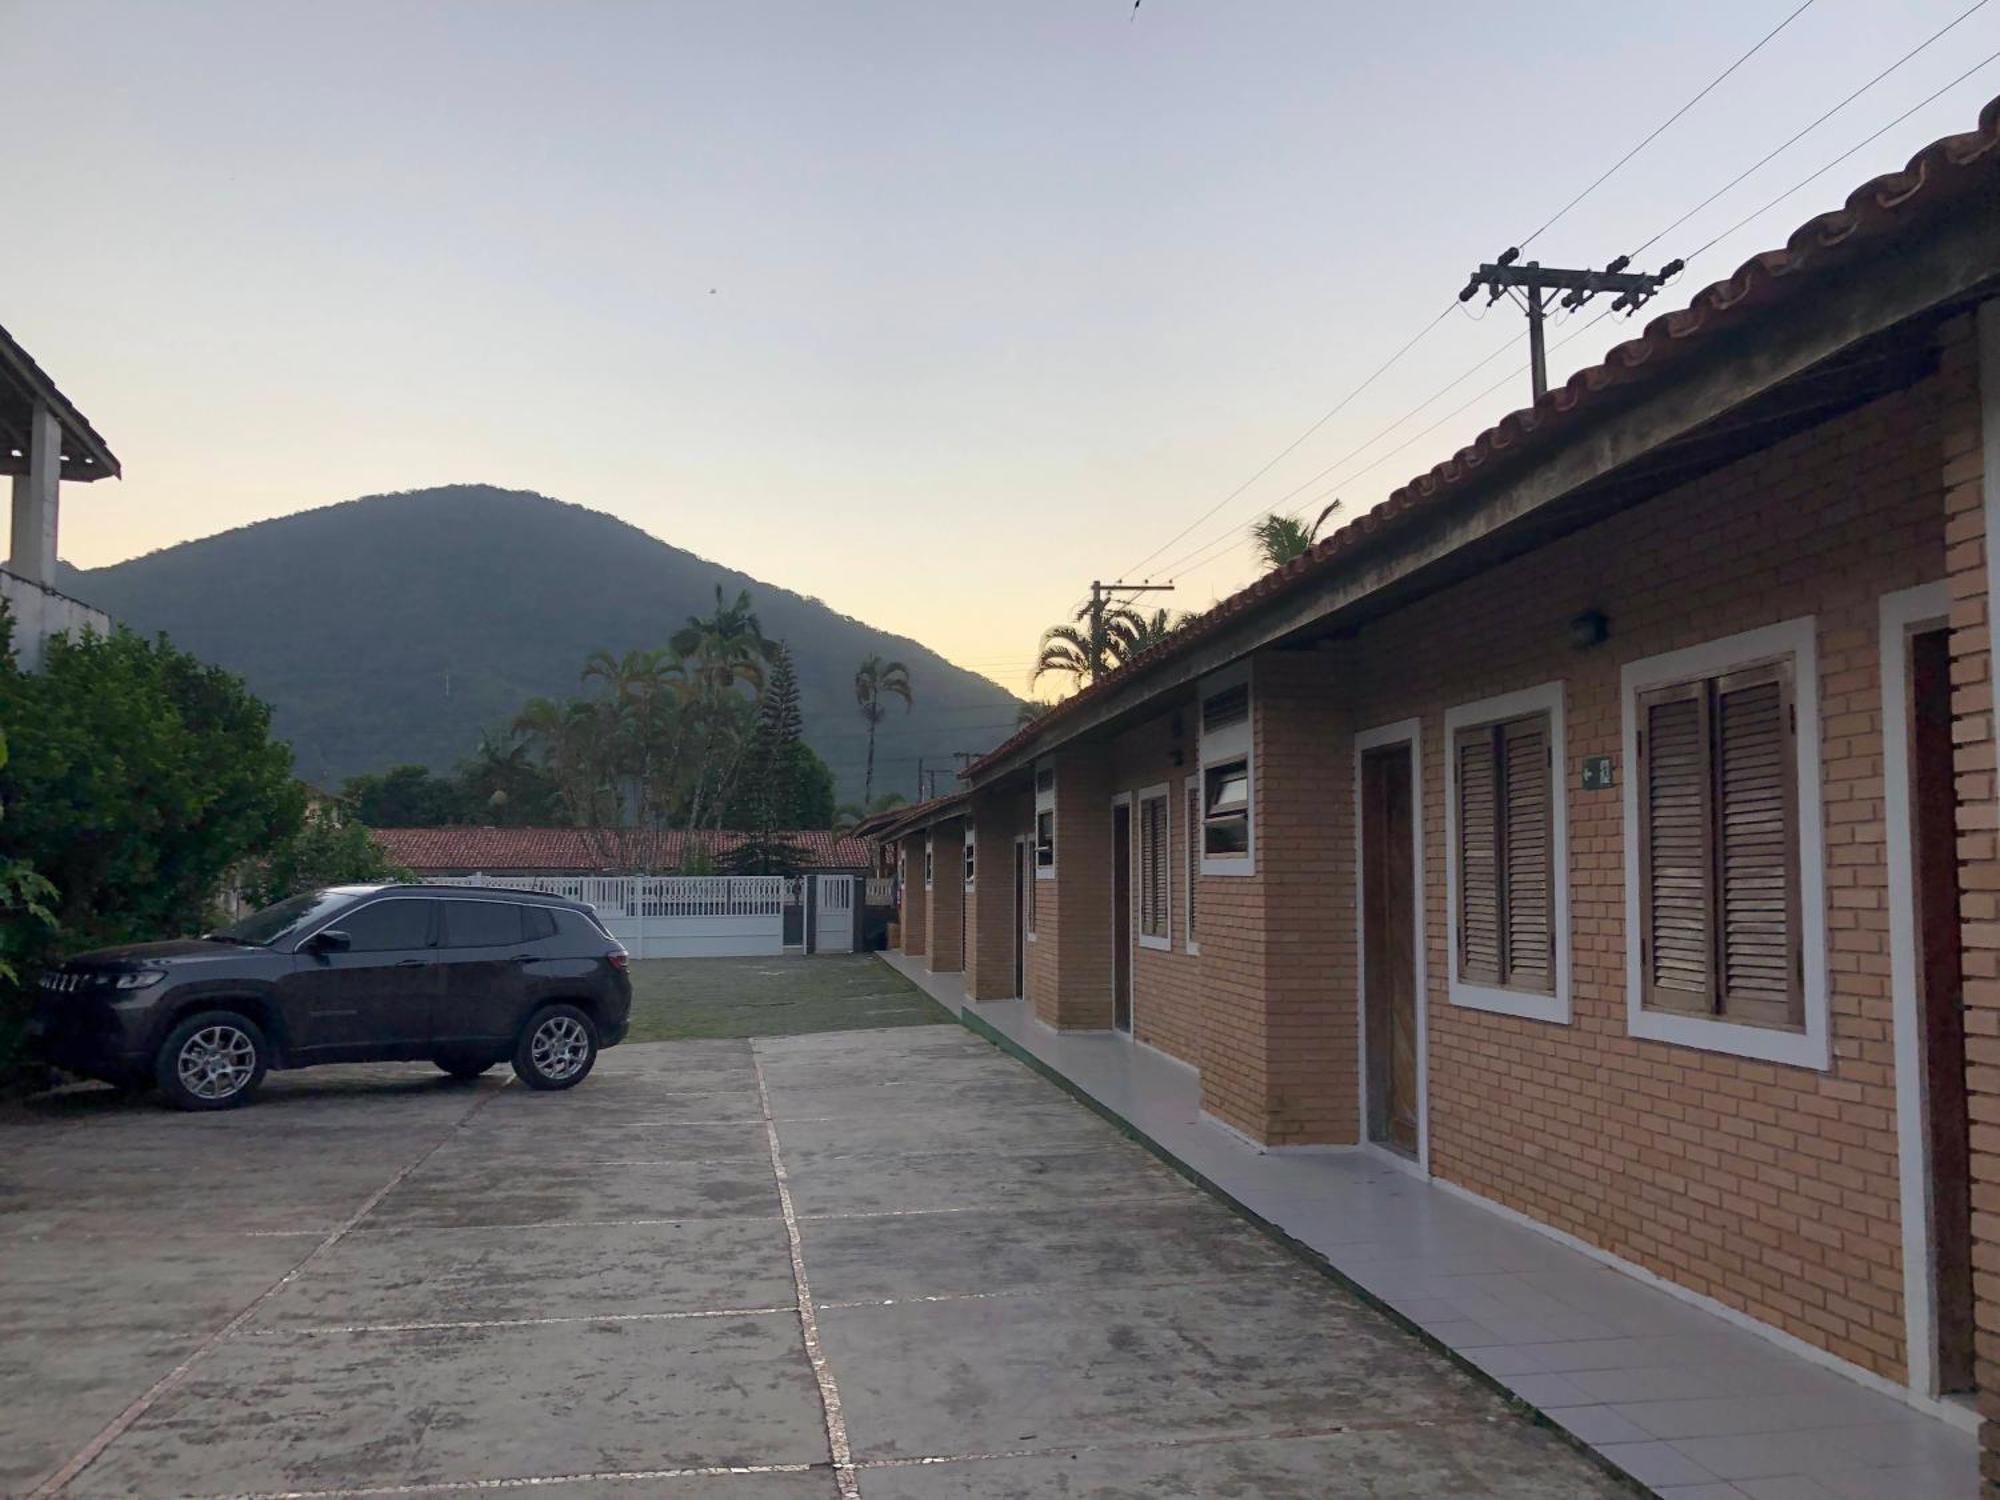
<box><xmin>338</xmin><ymin>899</ymin><xmax>436</xmax><ymax>953</ymax></box>
<box><xmin>521</xmin><ymin>906</ymin><xmax>558</xmax><ymax>942</ymax></box>
<box><xmin>442</xmin><ymin>900</ymin><xmax>524</xmax><ymax>948</ymax></box>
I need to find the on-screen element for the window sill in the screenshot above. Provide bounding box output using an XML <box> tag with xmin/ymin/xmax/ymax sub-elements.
<box><xmin>1449</xmin><ymin>978</ymin><xmax>1567</xmax><ymax>1024</ymax></box>
<box><xmin>1200</xmin><ymin>855</ymin><xmax>1254</xmax><ymax>878</ymax></box>
<box><xmin>1025</xmin><ymin>932</ymin><xmax>1038</xmax><ymax>944</ymax></box>
<box><xmin>1628</xmin><ymin>1006</ymin><xmax>1827</xmax><ymax>1070</ymax></box>
<box><xmin>1137</xmin><ymin>934</ymin><xmax>1171</xmax><ymax>952</ymax></box>
<box><xmin>1185</xmin><ymin>941</ymin><xmax>1201</xmax><ymax>956</ymax></box>
<box><xmin>1035</xmin><ymin>868</ymin><xmax>1055</xmax><ymax>881</ymax></box>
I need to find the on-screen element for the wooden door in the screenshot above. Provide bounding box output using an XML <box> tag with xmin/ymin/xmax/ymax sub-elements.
<box><xmin>1912</xmin><ymin>627</ymin><xmax>1973</xmax><ymax>1392</ymax></box>
<box><xmin>1013</xmin><ymin>839</ymin><xmax>1026</xmax><ymax>997</ymax></box>
<box><xmin>1362</xmin><ymin>745</ymin><xmax>1419</xmax><ymax>1156</ymax></box>
<box><xmin>1112</xmin><ymin>802</ymin><xmax>1133</xmax><ymax>1032</ymax></box>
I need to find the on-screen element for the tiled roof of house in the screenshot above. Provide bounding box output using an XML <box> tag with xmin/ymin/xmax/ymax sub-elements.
<box><xmin>970</xmin><ymin>93</ymin><xmax>2000</xmax><ymax>780</ymax></box>
<box><xmin>870</xmin><ymin>791</ymin><xmax>971</xmax><ymax>841</ymax></box>
<box><xmin>374</xmin><ymin>826</ymin><xmax>872</xmax><ymax>872</ymax></box>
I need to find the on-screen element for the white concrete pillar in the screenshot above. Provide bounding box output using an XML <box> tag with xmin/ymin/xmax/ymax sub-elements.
<box><xmin>9</xmin><ymin>402</ymin><xmax>60</xmax><ymax>584</ymax></box>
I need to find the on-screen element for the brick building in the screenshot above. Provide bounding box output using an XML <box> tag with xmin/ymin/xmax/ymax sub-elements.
<box><xmin>883</xmin><ymin>98</ymin><xmax>2000</xmax><ymax>1484</ymax></box>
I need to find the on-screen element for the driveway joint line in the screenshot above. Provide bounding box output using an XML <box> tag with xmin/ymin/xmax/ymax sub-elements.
<box><xmin>243</xmin><ymin>1305</ymin><xmax>800</xmax><ymax>1336</ymax></box>
<box><xmin>797</xmin><ymin>1194</ymin><xmax>1187</xmax><ymax>1221</ymax></box>
<box><xmin>25</xmin><ymin>1080</ymin><xmax>513</xmax><ymax>1499</ymax></box>
<box><xmin>751</xmin><ymin>1039</ymin><xmax>861</xmax><ymax>1500</ymax></box>
<box><xmin>171</xmin><ymin>1462</ymin><xmax>826</xmax><ymax>1499</ymax></box>
<box><xmin>339</xmin><ymin>1212</ymin><xmax>790</xmax><ymax>1234</ymax></box>
<box><xmin>817</xmin><ymin>1274</ymin><xmax>1283</xmax><ymax>1311</ymax></box>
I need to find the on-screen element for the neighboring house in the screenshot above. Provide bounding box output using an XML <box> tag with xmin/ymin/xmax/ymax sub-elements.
<box><xmin>888</xmin><ymin>95</ymin><xmax>2000</xmax><ymax>1457</ymax></box>
<box><xmin>373</xmin><ymin>825</ymin><xmax>872</xmax><ymax>878</ymax></box>
<box><xmin>1</xmin><ymin>322</ymin><xmax>117</xmax><ymax>669</ymax></box>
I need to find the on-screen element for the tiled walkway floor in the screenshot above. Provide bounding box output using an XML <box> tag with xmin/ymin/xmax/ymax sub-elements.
<box><xmin>882</xmin><ymin>952</ymin><xmax>1980</xmax><ymax>1500</ymax></box>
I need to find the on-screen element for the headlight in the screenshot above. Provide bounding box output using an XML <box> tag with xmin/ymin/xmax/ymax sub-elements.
<box><xmin>111</xmin><ymin>971</ymin><xmax>166</xmax><ymax>990</ymax></box>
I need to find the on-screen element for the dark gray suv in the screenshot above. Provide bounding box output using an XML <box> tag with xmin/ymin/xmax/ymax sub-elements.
<box><xmin>29</xmin><ymin>884</ymin><xmax>633</xmax><ymax>1110</ymax></box>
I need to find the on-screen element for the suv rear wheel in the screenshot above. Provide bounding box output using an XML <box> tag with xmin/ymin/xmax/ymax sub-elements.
<box><xmin>156</xmin><ymin>1011</ymin><xmax>269</xmax><ymax>1111</ymax></box>
<box><xmin>512</xmin><ymin>1004</ymin><xmax>598</xmax><ymax>1090</ymax></box>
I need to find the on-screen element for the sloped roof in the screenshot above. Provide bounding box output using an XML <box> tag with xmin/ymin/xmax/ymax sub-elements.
<box><xmin>969</xmin><ymin>93</ymin><xmax>2000</xmax><ymax>780</ymax></box>
<box><xmin>374</xmin><ymin>826</ymin><xmax>872</xmax><ymax>872</ymax></box>
<box><xmin>871</xmin><ymin>791</ymin><xmax>971</xmax><ymax>841</ymax></box>
<box><xmin>0</xmin><ymin>321</ymin><xmax>120</xmax><ymax>483</ymax></box>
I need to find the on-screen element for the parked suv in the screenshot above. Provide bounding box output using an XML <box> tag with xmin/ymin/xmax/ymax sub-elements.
<box><xmin>28</xmin><ymin>884</ymin><xmax>633</xmax><ymax>1110</ymax></box>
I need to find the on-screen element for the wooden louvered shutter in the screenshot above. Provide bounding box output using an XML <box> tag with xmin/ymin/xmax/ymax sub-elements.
<box><xmin>1152</xmin><ymin>798</ymin><xmax>1168</xmax><ymax>938</ymax></box>
<box><xmin>1186</xmin><ymin>784</ymin><xmax>1199</xmax><ymax>943</ymax></box>
<box><xmin>1637</xmin><ymin>682</ymin><xmax>1713</xmax><ymax>1014</ymax></box>
<box><xmin>1715</xmin><ymin>663</ymin><xmax>1799</xmax><ymax>1027</ymax></box>
<box><xmin>1501</xmin><ymin>717</ymin><xmax>1552</xmax><ymax>988</ymax></box>
<box><xmin>1457</xmin><ymin>726</ymin><xmax>1502</xmax><ymax>984</ymax></box>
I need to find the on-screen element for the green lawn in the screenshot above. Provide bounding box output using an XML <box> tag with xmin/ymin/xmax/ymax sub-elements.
<box><xmin>622</xmin><ymin>954</ymin><xmax>951</xmax><ymax>1042</ymax></box>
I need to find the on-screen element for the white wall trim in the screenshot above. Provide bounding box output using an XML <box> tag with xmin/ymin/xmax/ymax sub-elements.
<box><xmin>1430</xmin><ymin>1173</ymin><xmax>1979</xmax><ymax>1435</ymax></box>
<box><xmin>1880</xmin><ymin>580</ymin><xmax>1951</xmax><ymax>1401</ymax></box>
<box><xmin>1199</xmin><ymin>660</ymin><xmax>1256</xmax><ymax>877</ymax></box>
<box><xmin>1442</xmin><ymin>680</ymin><xmax>1571</xmax><ymax>1024</ymax></box>
<box><xmin>1135</xmin><ymin>781</ymin><xmax>1172</xmax><ymax>951</ymax></box>
<box><xmin>1182</xmin><ymin>774</ymin><xmax>1202</xmax><ymax>955</ymax></box>
<box><xmin>1353</xmin><ymin>717</ymin><xmax>1430</xmax><ymax>1174</ymax></box>
<box><xmin>1620</xmin><ymin>615</ymin><xmax>1829</xmax><ymax>1070</ymax></box>
<box><xmin>1110</xmin><ymin>789</ymin><xmax>1135</xmax><ymax>1035</ymax></box>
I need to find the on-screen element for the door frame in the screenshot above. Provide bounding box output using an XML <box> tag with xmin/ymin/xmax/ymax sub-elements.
<box><xmin>1354</xmin><ymin>718</ymin><xmax>1429</xmax><ymax>1173</ymax></box>
<box><xmin>1881</xmin><ymin>580</ymin><xmax>1958</xmax><ymax>1399</ymax></box>
<box><xmin>1110</xmin><ymin>790</ymin><xmax>1134</xmax><ymax>1035</ymax></box>
<box><xmin>1012</xmin><ymin>834</ymin><xmax>1028</xmax><ymax>999</ymax></box>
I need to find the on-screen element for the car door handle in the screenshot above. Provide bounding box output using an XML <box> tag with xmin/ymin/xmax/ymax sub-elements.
<box><xmin>395</xmin><ymin>958</ymin><xmax>428</xmax><ymax>968</ymax></box>
<box><xmin>510</xmin><ymin>954</ymin><xmax>535</xmax><ymax>964</ymax></box>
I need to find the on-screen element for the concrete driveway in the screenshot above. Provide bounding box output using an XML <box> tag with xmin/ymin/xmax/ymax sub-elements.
<box><xmin>3</xmin><ymin>1021</ymin><xmax>1624</xmax><ymax>1498</ymax></box>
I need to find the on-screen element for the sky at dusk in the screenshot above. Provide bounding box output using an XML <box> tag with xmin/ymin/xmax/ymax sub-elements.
<box><xmin>6</xmin><ymin>0</ymin><xmax>1997</xmax><ymax>694</ymax></box>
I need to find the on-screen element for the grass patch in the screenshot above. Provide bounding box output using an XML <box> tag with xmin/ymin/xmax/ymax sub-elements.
<box><xmin>623</xmin><ymin>954</ymin><xmax>950</xmax><ymax>1041</ymax></box>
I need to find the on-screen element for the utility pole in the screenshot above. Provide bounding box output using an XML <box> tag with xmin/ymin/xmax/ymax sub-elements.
<box><xmin>1459</xmin><ymin>248</ymin><xmax>1682</xmax><ymax>402</ymax></box>
<box><xmin>1087</xmin><ymin>578</ymin><xmax>1176</xmax><ymax>678</ymax></box>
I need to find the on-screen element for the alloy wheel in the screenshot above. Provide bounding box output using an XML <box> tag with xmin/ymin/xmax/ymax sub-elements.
<box><xmin>177</xmin><ymin>1024</ymin><xmax>257</xmax><ymax>1101</ymax></box>
<box><xmin>530</xmin><ymin>1015</ymin><xmax>590</xmax><ymax>1081</ymax></box>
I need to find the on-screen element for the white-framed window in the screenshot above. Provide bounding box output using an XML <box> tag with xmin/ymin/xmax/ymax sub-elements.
<box><xmin>1622</xmin><ymin>616</ymin><xmax>1827</xmax><ymax>1070</ymax></box>
<box><xmin>1183</xmin><ymin>776</ymin><xmax>1201</xmax><ymax>955</ymax></box>
<box><xmin>923</xmin><ymin>834</ymin><xmax>933</xmax><ymax>889</ymax></box>
<box><xmin>1199</xmin><ymin>664</ymin><xmax>1254</xmax><ymax>876</ymax></box>
<box><xmin>1443</xmin><ymin>680</ymin><xmax>1569</xmax><ymax>1024</ymax></box>
<box><xmin>1034</xmin><ymin>761</ymin><xmax>1056</xmax><ymax>878</ymax></box>
<box><xmin>1136</xmin><ymin>784</ymin><xmax>1171</xmax><ymax>950</ymax></box>
<box><xmin>963</xmin><ymin>824</ymin><xmax>976</xmax><ymax>887</ymax></box>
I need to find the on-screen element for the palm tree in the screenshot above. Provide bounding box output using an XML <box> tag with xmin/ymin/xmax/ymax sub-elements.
<box><xmin>672</xmin><ymin>588</ymin><xmax>774</xmax><ymax>833</ymax></box>
<box><xmin>1250</xmin><ymin>498</ymin><xmax>1345</xmax><ymax>570</ymax></box>
<box><xmin>1115</xmin><ymin>607</ymin><xmax>1182</xmax><ymax>658</ymax></box>
<box><xmin>1033</xmin><ymin>598</ymin><xmax>1148</xmax><ymax>691</ymax></box>
<box><xmin>854</xmin><ymin>655</ymin><xmax>913</xmax><ymax>804</ymax></box>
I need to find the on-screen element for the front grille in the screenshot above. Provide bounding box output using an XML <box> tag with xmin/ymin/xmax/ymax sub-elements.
<box><xmin>40</xmin><ymin>970</ymin><xmax>86</xmax><ymax>993</ymax></box>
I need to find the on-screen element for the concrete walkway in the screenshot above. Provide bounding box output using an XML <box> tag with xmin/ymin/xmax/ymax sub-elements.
<box><xmin>883</xmin><ymin>951</ymin><xmax>1981</xmax><ymax>1499</ymax></box>
<box><xmin>4</xmin><ymin>1025</ymin><xmax>1619</xmax><ymax>1499</ymax></box>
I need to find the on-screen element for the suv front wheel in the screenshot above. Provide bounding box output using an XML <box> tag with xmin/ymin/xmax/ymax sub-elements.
<box><xmin>157</xmin><ymin>1011</ymin><xmax>269</xmax><ymax>1111</ymax></box>
<box><xmin>512</xmin><ymin>1004</ymin><xmax>598</xmax><ymax>1091</ymax></box>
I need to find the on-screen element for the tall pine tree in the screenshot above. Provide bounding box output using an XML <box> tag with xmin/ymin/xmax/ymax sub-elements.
<box><xmin>725</xmin><ymin>642</ymin><xmax>810</xmax><ymax>874</ymax></box>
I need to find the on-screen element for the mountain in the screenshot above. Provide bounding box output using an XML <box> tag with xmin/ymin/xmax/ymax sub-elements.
<box><xmin>59</xmin><ymin>485</ymin><xmax>1022</xmax><ymax>804</ymax></box>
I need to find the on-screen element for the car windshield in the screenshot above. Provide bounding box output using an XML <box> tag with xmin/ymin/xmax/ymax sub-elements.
<box><xmin>212</xmin><ymin>889</ymin><xmax>359</xmax><ymax>948</ymax></box>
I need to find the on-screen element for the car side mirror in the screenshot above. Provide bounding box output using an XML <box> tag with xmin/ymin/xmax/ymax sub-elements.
<box><xmin>307</xmin><ymin>929</ymin><xmax>351</xmax><ymax>954</ymax></box>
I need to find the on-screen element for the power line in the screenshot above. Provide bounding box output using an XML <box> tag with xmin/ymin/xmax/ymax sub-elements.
<box><xmin>1120</xmin><ymin>303</ymin><xmax>1458</xmax><ymax>577</ymax></box>
<box><xmin>1685</xmin><ymin>45</ymin><xmax>2000</xmax><ymax>261</ymax></box>
<box><xmin>1519</xmin><ymin>0</ymin><xmax>1821</xmax><ymax>250</ymax></box>
<box><xmin>1630</xmin><ymin>0</ymin><xmax>1994</xmax><ymax>257</ymax></box>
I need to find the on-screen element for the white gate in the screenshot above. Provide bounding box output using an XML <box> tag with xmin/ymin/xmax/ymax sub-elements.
<box><xmin>811</xmin><ymin>875</ymin><xmax>856</xmax><ymax>954</ymax></box>
<box><xmin>434</xmin><ymin>875</ymin><xmax>792</xmax><ymax>958</ymax></box>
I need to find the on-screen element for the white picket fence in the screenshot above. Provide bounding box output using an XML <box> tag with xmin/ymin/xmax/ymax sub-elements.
<box><xmin>435</xmin><ymin>874</ymin><xmax>797</xmax><ymax>958</ymax></box>
<box><xmin>866</xmin><ymin>877</ymin><xmax>895</xmax><ymax>906</ymax></box>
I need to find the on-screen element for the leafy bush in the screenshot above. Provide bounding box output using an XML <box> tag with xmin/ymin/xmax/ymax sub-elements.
<box><xmin>238</xmin><ymin>806</ymin><xmax>412</xmax><ymax>909</ymax></box>
<box><xmin>0</xmin><ymin>618</ymin><xmax>303</xmax><ymax>1068</ymax></box>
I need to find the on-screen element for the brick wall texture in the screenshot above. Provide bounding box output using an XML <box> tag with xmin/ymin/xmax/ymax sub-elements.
<box><xmin>973</xmin><ymin>329</ymin><xmax>1987</xmax><ymax>1399</ymax></box>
